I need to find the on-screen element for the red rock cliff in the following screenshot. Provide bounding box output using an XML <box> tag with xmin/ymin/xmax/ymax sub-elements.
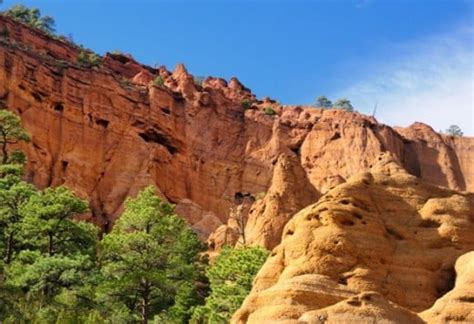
<box><xmin>0</xmin><ymin>16</ymin><xmax>472</xmax><ymax>236</ymax></box>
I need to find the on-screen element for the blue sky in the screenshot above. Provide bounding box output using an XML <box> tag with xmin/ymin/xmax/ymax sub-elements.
<box><xmin>2</xmin><ymin>0</ymin><xmax>473</xmax><ymax>134</ymax></box>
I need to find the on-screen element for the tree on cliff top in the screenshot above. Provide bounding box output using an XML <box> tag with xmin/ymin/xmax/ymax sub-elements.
<box><xmin>333</xmin><ymin>98</ymin><xmax>354</xmax><ymax>112</ymax></box>
<box><xmin>315</xmin><ymin>96</ymin><xmax>332</xmax><ymax>108</ymax></box>
<box><xmin>446</xmin><ymin>125</ymin><xmax>463</xmax><ymax>136</ymax></box>
<box><xmin>2</xmin><ymin>4</ymin><xmax>55</xmax><ymax>34</ymax></box>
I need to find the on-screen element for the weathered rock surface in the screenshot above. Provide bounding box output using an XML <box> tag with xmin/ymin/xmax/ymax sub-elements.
<box><xmin>1</xmin><ymin>16</ymin><xmax>473</xmax><ymax>324</ymax></box>
<box><xmin>420</xmin><ymin>251</ymin><xmax>474</xmax><ymax>323</ymax></box>
<box><xmin>232</xmin><ymin>153</ymin><xmax>474</xmax><ymax>323</ymax></box>
<box><xmin>299</xmin><ymin>291</ymin><xmax>425</xmax><ymax>324</ymax></box>
<box><xmin>243</xmin><ymin>154</ymin><xmax>319</xmax><ymax>249</ymax></box>
<box><xmin>208</xmin><ymin>154</ymin><xmax>319</xmax><ymax>251</ymax></box>
<box><xmin>0</xmin><ymin>16</ymin><xmax>472</xmax><ymax>237</ymax></box>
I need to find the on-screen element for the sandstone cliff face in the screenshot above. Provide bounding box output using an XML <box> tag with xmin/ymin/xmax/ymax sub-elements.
<box><xmin>232</xmin><ymin>154</ymin><xmax>474</xmax><ymax>323</ymax></box>
<box><xmin>243</xmin><ymin>154</ymin><xmax>320</xmax><ymax>249</ymax></box>
<box><xmin>208</xmin><ymin>154</ymin><xmax>319</xmax><ymax>252</ymax></box>
<box><xmin>0</xmin><ymin>16</ymin><xmax>472</xmax><ymax>237</ymax></box>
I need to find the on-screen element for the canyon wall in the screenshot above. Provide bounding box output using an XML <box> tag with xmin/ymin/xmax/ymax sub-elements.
<box><xmin>0</xmin><ymin>16</ymin><xmax>472</xmax><ymax>240</ymax></box>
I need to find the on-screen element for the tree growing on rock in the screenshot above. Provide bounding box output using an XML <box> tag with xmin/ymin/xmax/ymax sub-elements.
<box><xmin>446</xmin><ymin>125</ymin><xmax>463</xmax><ymax>136</ymax></box>
<box><xmin>315</xmin><ymin>96</ymin><xmax>332</xmax><ymax>108</ymax></box>
<box><xmin>333</xmin><ymin>98</ymin><xmax>354</xmax><ymax>112</ymax></box>
<box><xmin>2</xmin><ymin>5</ymin><xmax>55</xmax><ymax>34</ymax></box>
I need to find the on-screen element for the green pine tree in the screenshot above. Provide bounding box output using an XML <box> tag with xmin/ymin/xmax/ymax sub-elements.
<box><xmin>4</xmin><ymin>187</ymin><xmax>98</xmax><ymax>322</ymax></box>
<box><xmin>191</xmin><ymin>246</ymin><xmax>269</xmax><ymax>323</ymax></box>
<box><xmin>97</xmin><ymin>186</ymin><xmax>207</xmax><ymax>324</ymax></box>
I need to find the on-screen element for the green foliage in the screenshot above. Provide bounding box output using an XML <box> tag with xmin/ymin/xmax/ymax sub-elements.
<box><xmin>0</xmin><ymin>110</ymin><xmax>30</xmax><ymax>164</ymax></box>
<box><xmin>264</xmin><ymin>107</ymin><xmax>276</xmax><ymax>116</ymax></box>
<box><xmin>0</xmin><ymin>110</ymin><xmax>262</xmax><ymax>323</ymax></box>
<box><xmin>0</xmin><ymin>107</ymin><xmax>103</xmax><ymax>323</ymax></box>
<box><xmin>241</xmin><ymin>99</ymin><xmax>252</xmax><ymax>110</ymax></box>
<box><xmin>0</xmin><ymin>186</ymin><xmax>98</xmax><ymax>322</ymax></box>
<box><xmin>77</xmin><ymin>50</ymin><xmax>101</xmax><ymax>68</ymax></box>
<box><xmin>153</xmin><ymin>75</ymin><xmax>165</xmax><ymax>88</ymax></box>
<box><xmin>0</xmin><ymin>180</ymin><xmax>36</xmax><ymax>263</ymax></box>
<box><xmin>191</xmin><ymin>246</ymin><xmax>269</xmax><ymax>323</ymax></box>
<box><xmin>446</xmin><ymin>125</ymin><xmax>463</xmax><ymax>136</ymax></box>
<box><xmin>98</xmin><ymin>186</ymin><xmax>207</xmax><ymax>323</ymax></box>
<box><xmin>315</xmin><ymin>95</ymin><xmax>332</xmax><ymax>108</ymax></box>
<box><xmin>20</xmin><ymin>186</ymin><xmax>91</xmax><ymax>256</ymax></box>
<box><xmin>3</xmin><ymin>4</ymin><xmax>55</xmax><ymax>34</ymax></box>
<box><xmin>333</xmin><ymin>98</ymin><xmax>354</xmax><ymax>112</ymax></box>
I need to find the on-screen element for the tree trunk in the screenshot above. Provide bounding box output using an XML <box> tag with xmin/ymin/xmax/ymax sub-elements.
<box><xmin>48</xmin><ymin>232</ymin><xmax>54</xmax><ymax>256</ymax></box>
<box><xmin>141</xmin><ymin>280</ymin><xmax>150</xmax><ymax>324</ymax></box>
<box><xmin>4</xmin><ymin>232</ymin><xmax>13</xmax><ymax>264</ymax></box>
<box><xmin>1</xmin><ymin>139</ymin><xmax>8</xmax><ymax>164</ymax></box>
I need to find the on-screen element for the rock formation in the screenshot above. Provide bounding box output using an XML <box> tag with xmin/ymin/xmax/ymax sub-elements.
<box><xmin>232</xmin><ymin>153</ymin><xmax>474</xmax><ymax>323</ymax></box>
<box><xmin>420</xmin><ymin>251</ymin><xmax>474</xmax><ymax>323</ymax></box>
<box><xmin>208</xmin><ymin>154</ymin><xmax>319</xmax><ymax>252</ymax></box>
<box><xmin>0</xmin><ymin>15</ymin><xmax>472</xmax><ymax>241</ymax></box>
<box><xmin>1</xmin><ymin>16</ymin><xmax>473</xmax><ymax>323</ymax></box>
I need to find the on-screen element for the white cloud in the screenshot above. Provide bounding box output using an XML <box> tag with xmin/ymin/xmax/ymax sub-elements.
<box><xmin>334</xmin><ymin>25</ymin><xmax>474</xmax><ymax>135</ymax></box>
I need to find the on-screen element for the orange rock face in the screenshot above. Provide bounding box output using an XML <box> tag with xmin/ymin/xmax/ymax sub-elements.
<box><xmin>243</xmin><ymin>154</ymin><xmax>320</xmax><ymax>250</ymax></box>
<box><xmin>0</xmin><ymin>16</ymin><xmax>472</xmax><ymax>239</ymax></box>
<box><xmin>1</xmin><ymin>17</ymin><xmax>473</xmax><ymax>324</ymax></box>
<box><xmin>232</xmin><ymin>154</ymin><xmax>474</xmax><ymax>323</ymax></box>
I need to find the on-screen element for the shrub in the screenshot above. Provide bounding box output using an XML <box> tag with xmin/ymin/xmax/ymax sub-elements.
<box><xmin>241</xmin><ymin>99</ymin><xmax>252</xmax><ymax>110</ymax></box>
<box><xmin>264</xmin><ymin>107</ymin><xmax>276</xmax><ymax>116</ymax></box>
<box><xmin>76</xmin><ymin>50</ymin><xmax>101</xmax><ymax>68</ymax></box>
<box><xmin>153</xmin><ymin>76</ymin><xmax>165</xmax><ymax>88</ymax></box>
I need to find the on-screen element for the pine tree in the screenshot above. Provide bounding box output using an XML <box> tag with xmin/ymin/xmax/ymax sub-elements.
<box><xmin>333</xmin><ymin>98</ymin><xmax>354</xmax><ymax>112</ymax></box>
<box><xmin>97</xmin><ymin>186</ymin><xmax>207</xmax><ymax>324</ymax></box>
<box><xmin>191</xmin><ymin>246</ymin><xmax>269</xmax><ymax>323</ymax></box>
<box><xmin>4</xmin><ymin>187</ymin><xmax>98</xmax><ymax>322</ymax></box>
<box><xmin>0</xmin><ymin>110</ymin><xmax>30</xmax><ymax>165</ymax></box>
<box><xmin>315</xmin><ymin>96</ymin><xmax>332</xmax><ymax>108</ymax></box>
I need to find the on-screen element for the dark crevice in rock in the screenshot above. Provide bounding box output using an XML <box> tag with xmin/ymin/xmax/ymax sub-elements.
<box><xmin>95</xmin><ymin>118</ymin><xmax>109</xmax><ymax>129</ymax></box>
<box><xmin>138</xmin><ymin>129</ymin><xmax>177</xmax><ymax>154</ymax></box>
<box><xmin>54</xmin><ymin>102</ymin><xmax>64</xmax><ymax>112</ymax></box>
<box><xmin>436</xmin><ymin>267</ymin><xmax>456</xmax><ymax>298</ymax></box>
